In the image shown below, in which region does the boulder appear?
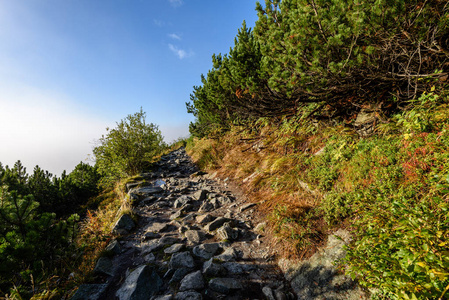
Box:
[208,278,243,294]
[93,257,113,276]
[192,243,220,260]
[70,284,107,300]
[169,251,196,269]
[112,214,135,235]
[179,271,205,291]
[202,258,227,277]
[115,265,162,300]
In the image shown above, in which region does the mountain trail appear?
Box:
[71,148,367,300]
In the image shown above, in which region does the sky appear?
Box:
[0,0,259,176]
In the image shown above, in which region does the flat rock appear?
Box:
[193,189,208,201]
[202,258,227,277]
[169,251,196,269]
[196,214,215,225]
[179,270,205,291]
[93,257,113,276]
[185,230,205,243]
[204,217,230,232]
[192,243,220,260]
[214,247,238,262]
[112,214,135,235]
[164,243,185,254]
[174,291,203,300]
[116,265,162,300]
[208,278,243,294]
[70,284,107,300]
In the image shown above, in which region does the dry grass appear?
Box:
[186,122,329,259]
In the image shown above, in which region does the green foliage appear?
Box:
[0,185,80,295]
[187,0,449,135]
[93,108,166,186]
[345,191,449,299]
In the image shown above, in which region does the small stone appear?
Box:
[208,278,243,294]
[144,253,156,263]
[174,291,202,300]
[170,210,183,220]
[262,286,276,300]
[164,243,185,254]
[145,222,168,233]
[93,257,113,276]
[105,240,121,255]
[115,265,162,300]
[202,259,227,277]
[214,247,238,262]
[193,189,208,201]
[216,222,238,241]
[179,271,205,291]
[239,203,256,212]
[70,284,107,300]
[112,214,135,235]
[204,217,230,232]
[198,201,215,213]
[185,230,205,244]
[193,243,220,260]
[169,251,196,269]
[143,231,161,240]
[196,214,215,225]
[169,268,191,285]
[174,195,192,208]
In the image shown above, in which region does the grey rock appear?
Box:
[170,210,183,220]
[130,186,163,200]
[145,222,168,233]
[239,203,256,212]
[202,259,227,277]
[105,240,121,255]
[174,195,192,208]
[198,201,215,213]
[193,189,208,201]
[152,295,173,300]
[112,214,135,235]
[143,231,161,240]
[196,214,215,225]
[164,243,185,254]
[169,268,191,285]
[185,230,205,244]
[144,253,156,263]
[204,217,230,232]
[116,265,162,300]
[262,286,276,300]
[70,284,107,300]
[192,243,220,260]
[208,278,243,294]
[169,251,196,269]
[93,257,113,276]
[274,290,288,300]
[141,239,163,254]
[216,222,238,241]
[174,291,203,300]
[214,247,238,262]
[222,262,255,275]
[179,271,205,291]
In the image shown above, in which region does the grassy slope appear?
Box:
[186,92,449,299]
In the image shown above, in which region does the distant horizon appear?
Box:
[0,0,258,176]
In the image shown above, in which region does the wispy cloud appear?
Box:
[168,0,183,8]
[168,44,193,59]
[153,19,165,27]
[168,33,181,40]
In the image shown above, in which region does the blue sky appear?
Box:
[0,0,259,175]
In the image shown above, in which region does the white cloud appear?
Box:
[168,0,183,8]
[0,84,112,175]
[153,19,165,27]
[168,44,193,59]
[168,33,181,40]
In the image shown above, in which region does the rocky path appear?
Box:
[71,148,367,300]
[71,148,294,300]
